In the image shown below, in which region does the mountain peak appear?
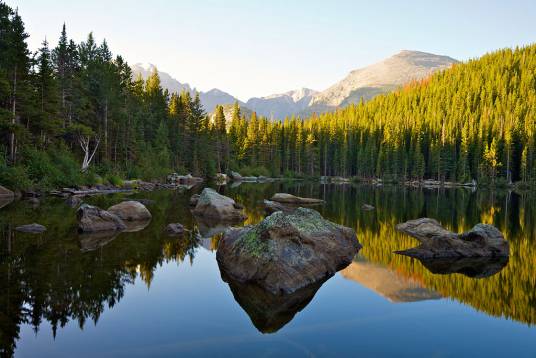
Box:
[310,50,458,109]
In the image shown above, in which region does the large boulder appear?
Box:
[395,218,509,259]
[217,208,361,294]
[77,204,126,233]
[108,201,152,221]
[191,188,246,222]
[270,193,324,205]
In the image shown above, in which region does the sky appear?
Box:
[9,0,536,101]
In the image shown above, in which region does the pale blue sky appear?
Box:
[10,0,536,101]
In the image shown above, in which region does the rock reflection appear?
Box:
[221,271,326,333]
[79,231,120,252]
[416,256,509,278]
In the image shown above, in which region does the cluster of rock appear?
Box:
[77,201,152,234]
[228,171,275,183]
[167,173,204,185]
[395,218,509,259]
[405,179,477,189]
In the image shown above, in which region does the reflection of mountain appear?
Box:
[221,272,325,333]
[341,258,441,303]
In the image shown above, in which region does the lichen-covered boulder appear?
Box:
[191,188,246,222]
[395,218,509,259]
[108,201,152,221]
[217,208,361,294]
[77,204,126,233]
[270,193,324,205]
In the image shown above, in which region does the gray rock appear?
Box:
[217,208,361,294]
[189,194,200,207]
[395,218,509,259]
[15,223,47,233]
[192,188,246,222]
[77,204,127,233]
[65,195,82,208]
[165,223,187,235]
[107,201,152,221]
[263,199,296,214]
[123,198,155,206]
[270,193,324,205]
[229,171,243,181]
[361,204,375,211]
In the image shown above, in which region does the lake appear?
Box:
[1,182,536,357]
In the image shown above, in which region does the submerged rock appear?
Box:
[77,204,126,233]
[217,208,361,294]
[270,193,324,205]
[395,218,509,259]
[15,223,47,233]
[191,188,246,222]
[108,201,152,221]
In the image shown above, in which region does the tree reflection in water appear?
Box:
[0,183,534,355]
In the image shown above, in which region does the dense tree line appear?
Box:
[1,1,535,190]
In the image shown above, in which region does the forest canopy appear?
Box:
[0,0,535,190]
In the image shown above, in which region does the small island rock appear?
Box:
[270,193,324,205]
[191,188,246,222]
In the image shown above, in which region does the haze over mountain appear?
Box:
[131,50,457,119]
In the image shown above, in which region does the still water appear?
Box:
[1,183,536,357]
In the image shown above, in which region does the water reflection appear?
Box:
[341,257,442,303]
[415,256,509,278]
[0,183,535,356]
[221,271,326,333]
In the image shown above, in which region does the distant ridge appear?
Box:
[131,50,457,119]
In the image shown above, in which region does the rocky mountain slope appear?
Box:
[246,88,318,119]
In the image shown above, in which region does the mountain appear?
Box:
[131,63,193,95]
[307,50,458,114]
[132,50,457,119]
[200,89,246,114]
[246,88,318,119]
[130,63,245,113]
